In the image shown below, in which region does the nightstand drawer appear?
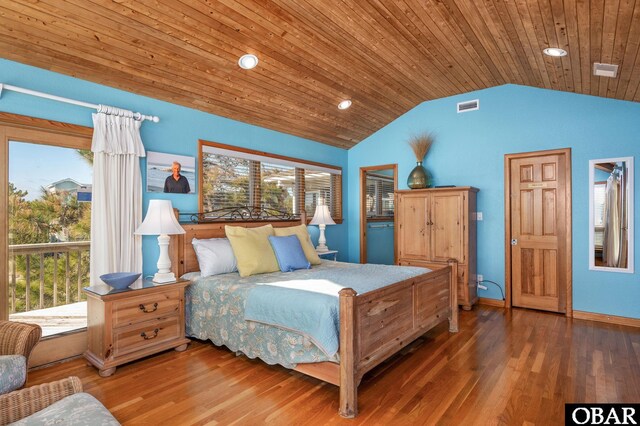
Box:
[113,316,181,357]
[112,290,181,328]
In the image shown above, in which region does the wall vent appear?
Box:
[457,99,479,113]
[593,63,619,78]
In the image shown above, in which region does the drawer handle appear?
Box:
[139,302,158,313]
[140,328,159,340]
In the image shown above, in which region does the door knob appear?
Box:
[511,238,518,246]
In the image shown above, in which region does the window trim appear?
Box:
[0,111,92,365]
[198,140,343,223]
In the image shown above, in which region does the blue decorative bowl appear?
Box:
[100,272,141,290]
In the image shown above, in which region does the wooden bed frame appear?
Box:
[170,215,458,418]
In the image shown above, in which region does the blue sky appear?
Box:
[9,141,92,200]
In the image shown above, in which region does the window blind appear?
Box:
[303,169,334,218]
[593,182,606,227]
[201,143,342,220]
[366,175,394,218]
[202,153,251,212]
[593,182,606,250]
[261,161,295,213]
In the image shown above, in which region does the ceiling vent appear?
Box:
[593,63,619,78]
[457,99,479,113]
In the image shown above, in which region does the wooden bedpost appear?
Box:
[300,210,306,225]
[339,288,357,418]
[448,260,459,333]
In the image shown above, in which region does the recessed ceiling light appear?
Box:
[238,54,258,70]
[543,48,567,57]
[338,100,352,110]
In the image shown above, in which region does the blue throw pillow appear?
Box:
[268,235,312,272]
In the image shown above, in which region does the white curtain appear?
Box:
[90,113,146,285]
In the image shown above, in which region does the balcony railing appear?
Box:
[8,241,90,314]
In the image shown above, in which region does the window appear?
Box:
[1,113,93,366]
[200,141,342,220]
[593,181,606,250]
[593,182,606,227]
[366,174,395,218]
[8,142,92,327]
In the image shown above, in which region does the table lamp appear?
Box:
[135,200,185,283]
[310,203,335,252]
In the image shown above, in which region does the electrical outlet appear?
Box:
[477,212,483,221]
[477,274,484,283]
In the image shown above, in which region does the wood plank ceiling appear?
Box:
[1,1,639,149]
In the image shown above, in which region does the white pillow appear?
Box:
[192,237,238,277]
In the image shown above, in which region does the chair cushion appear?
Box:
[0,355,26,394]
[9,392,120,425]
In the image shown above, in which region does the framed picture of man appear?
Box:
[146,151,196,194]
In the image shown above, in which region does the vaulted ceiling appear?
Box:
[1,1,639,149]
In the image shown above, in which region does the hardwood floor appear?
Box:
[27,306,640,425]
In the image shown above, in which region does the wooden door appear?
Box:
[397,194,428,260]
[507,150,571,313]
[430,192,464,262]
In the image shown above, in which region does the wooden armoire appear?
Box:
[396,187,479,310]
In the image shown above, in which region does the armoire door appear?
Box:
[397,194,428,259]
[507,149,571,314]
[430,193,464,262]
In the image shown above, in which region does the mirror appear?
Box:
[589,157,634,273]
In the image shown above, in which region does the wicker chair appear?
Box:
[0,321,41,394]
[0,376,82,424]
[0,376,120,424]
[0,320,41,360]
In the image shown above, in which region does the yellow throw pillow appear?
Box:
[225,225,279,277]
[274,224,322,265]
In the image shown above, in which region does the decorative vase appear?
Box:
[407,161,431,189]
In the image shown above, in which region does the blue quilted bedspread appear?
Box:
[185,260,430,367]
[244,262,430,357]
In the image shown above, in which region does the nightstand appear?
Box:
[317,250,338,261]
[83,278,190,377]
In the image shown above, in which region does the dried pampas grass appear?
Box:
[408,133,434,161]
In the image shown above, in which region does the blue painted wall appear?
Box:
[0,59,349,276]
[348,84,640,319]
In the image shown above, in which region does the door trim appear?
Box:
[359,164,398,264]
[1,112,92,365]
[504,148,572,316]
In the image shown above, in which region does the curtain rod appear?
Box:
[0,83,160,123]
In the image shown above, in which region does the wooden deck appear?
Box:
[26,306,640,425]
[10,302,86,337]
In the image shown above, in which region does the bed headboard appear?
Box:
[170,210,306,277]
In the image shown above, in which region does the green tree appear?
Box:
[76,149,94,166]
[202,154,251,211]
[262,181,293,213]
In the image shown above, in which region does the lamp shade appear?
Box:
[309,204,336,226]
[135,200,185,235]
